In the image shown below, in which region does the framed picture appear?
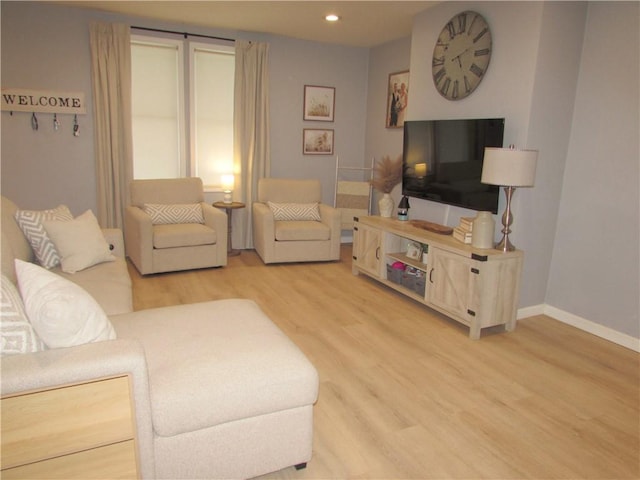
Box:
[303,129,334,155]
[303,85,335,122]
[386,70,409,128]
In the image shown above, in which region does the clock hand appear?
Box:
[451,47,471,68]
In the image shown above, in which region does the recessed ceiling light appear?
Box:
[325,14,340,22]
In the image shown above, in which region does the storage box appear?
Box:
[402,269,426,297]
[414,275,426,297]
[386,264,403,284]
[401,271,416,291]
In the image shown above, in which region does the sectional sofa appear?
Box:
[0,195,319,479]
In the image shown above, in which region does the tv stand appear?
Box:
[352,216,523,339]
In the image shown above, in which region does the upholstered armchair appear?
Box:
[253,178,341,264]
[125,178,227,274]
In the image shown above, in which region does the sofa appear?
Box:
[125,177,228,275]
[0,195,319,479]
[253,178,341,264]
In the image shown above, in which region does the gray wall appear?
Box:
[365,36,413,211]
[1,2,98,214]
[1,1,368,212]
[546,2,639,338]
[2,1,638,342]
[268,36,369,203]
[382,1,638,340]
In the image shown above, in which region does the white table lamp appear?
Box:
[221,174,235,204]
[481,146,538,251]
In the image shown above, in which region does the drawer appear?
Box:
[1,375,134,469]
[1,440,138,480]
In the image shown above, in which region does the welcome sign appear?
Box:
[1,88,86,114]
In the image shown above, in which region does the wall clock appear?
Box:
[432,11,492,100]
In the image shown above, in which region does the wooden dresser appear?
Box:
[1,374,139,479]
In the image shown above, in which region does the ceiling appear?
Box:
[55,1,439,47]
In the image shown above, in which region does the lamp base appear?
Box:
[495,235,516,252]
[497,186,517,252]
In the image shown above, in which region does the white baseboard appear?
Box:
[517,304,545,319]
[518,304,640,352]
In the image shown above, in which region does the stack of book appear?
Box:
[453,216,474,244]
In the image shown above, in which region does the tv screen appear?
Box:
[402,118,505,213]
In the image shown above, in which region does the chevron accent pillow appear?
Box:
[1,274,46,356]
[15,205,73,269]
[143,203,204,225]
[267,202,321,221]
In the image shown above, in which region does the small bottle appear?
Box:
[397,196,410,221]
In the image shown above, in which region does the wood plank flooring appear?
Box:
[128,245,640,479]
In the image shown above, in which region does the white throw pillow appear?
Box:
[14,260,116,349]
[14,205,73,269]
[1,274,46,356]
[143,203,204,225]
[43,210,115,274]
[267,202,321,221]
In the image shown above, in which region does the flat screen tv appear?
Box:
[402,118,505,213]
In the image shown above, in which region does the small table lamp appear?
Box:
[481,146,538,252]
[221,174,235,204]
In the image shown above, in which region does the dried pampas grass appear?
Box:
[371,155,402,194]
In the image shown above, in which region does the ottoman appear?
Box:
[111,298,319,479]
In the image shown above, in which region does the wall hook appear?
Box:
[53,113,60,131]
[73,114,79,137]
[31,112,38,131]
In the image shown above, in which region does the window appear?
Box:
[131,36,234,188]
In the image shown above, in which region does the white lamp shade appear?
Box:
[481,147,538,187]
[221,174,235,191]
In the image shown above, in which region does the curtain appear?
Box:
[89,22,133,229]
[233,40,270,249]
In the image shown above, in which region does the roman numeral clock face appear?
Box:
[432,11,492,100]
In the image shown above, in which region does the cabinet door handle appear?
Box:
[375,246,380,259]
[429,267,434,283]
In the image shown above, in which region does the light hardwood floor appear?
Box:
[128,246,640,479]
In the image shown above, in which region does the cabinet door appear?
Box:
[353,222,382,278]
[426,247,474,322]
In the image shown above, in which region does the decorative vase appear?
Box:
[472,211,495,249]
[379,193,394,218]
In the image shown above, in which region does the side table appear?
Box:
[212,201,246,257]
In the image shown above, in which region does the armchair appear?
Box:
[253,178,341,264]
[125,178,227,274]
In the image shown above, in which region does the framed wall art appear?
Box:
[386,70,409,128]
[303,85,335,122]
[303,129,334,155]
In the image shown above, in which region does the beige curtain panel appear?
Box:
[89,22,133,229]
[234,40,270,249]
